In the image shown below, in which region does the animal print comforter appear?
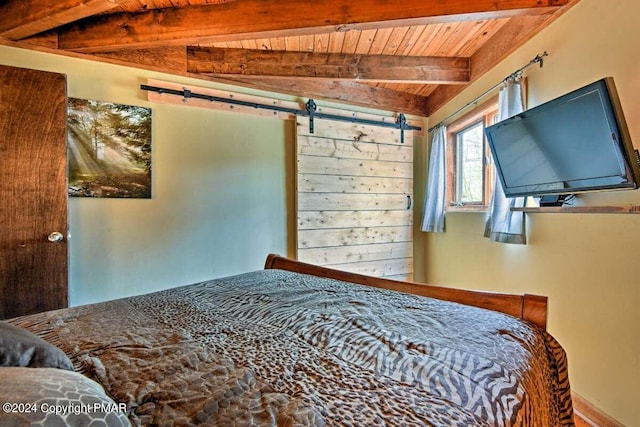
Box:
[10,269,573,426]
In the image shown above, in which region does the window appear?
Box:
[455,121,485,204]
[446,97,498,210]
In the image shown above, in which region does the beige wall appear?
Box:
[0,45,294,305]
[425,1,640,424]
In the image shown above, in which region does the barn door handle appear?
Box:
[47,232,64,243]
[406,195,412,210]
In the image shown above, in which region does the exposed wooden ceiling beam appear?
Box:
[223,77,431,116]
[56,0,569,52]
[93,46,189,77]
[0,0,127,41]
[186,47,470,84]
[92,47,430,115]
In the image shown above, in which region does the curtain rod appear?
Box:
[427,51,548,133]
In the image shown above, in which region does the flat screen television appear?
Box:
[485,77,640,198]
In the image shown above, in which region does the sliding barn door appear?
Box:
[296,116,413,280]
[0,65,68,319]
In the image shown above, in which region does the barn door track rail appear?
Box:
[140,84,421,143]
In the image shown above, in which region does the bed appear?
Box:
[0,254,573,426]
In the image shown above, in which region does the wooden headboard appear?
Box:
[265,254,548,330]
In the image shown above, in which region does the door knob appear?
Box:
[47,232,64,243]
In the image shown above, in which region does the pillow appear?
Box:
[0,321,73,370]
[0,367,131,427]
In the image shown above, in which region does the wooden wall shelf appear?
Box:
[512,206,640,214]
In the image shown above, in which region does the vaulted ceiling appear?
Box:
[0,0,580,116]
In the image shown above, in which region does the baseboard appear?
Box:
[573,392,625,427]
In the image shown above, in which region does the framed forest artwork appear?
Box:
[67,98,152,198]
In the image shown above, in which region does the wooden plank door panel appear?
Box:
[298,155,413,178]
[298,226,413,248]
[298,242,414,266]
[298,174,413,194]
[297,135,413,162]
[296,116,413,280]
[298,193,412,211]
[0,64,68,319]
[296,118,409,145]
[298,210,413,229]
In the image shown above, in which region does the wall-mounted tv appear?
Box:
[485,77,640,198]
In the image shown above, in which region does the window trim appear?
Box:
[445,95,499,212]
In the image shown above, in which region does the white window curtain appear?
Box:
[483,79,527,244]
[421,125,447,232]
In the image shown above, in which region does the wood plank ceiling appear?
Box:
[0,0,580,117]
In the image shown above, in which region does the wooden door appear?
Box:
[296,116,413,280]
[0,65,68,319]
